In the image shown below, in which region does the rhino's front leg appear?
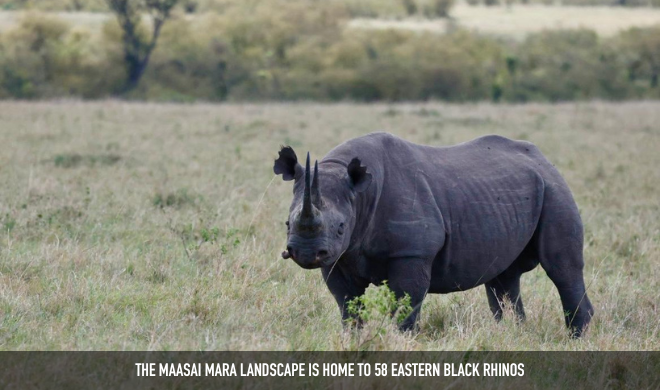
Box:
[322,264,368,327]
[388,258,432,332]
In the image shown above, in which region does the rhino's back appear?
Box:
[325,132,552,177]
[341,133,560,292]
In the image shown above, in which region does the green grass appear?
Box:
[0,100,658,350]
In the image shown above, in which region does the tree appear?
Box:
[105,0,179,93]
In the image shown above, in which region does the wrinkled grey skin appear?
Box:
[274,132,594,337]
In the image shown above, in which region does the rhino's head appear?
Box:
[273,146,372,269]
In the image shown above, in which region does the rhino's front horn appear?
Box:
[298,152,322,231]
[300,152,321,222]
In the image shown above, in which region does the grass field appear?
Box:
[0,100,658,351]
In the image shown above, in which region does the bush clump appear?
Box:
[0,13,123,98]
[0,4,659,102]
[347,282,413,326]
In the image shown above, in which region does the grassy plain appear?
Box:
[0,100,658,351]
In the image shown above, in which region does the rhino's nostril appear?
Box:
[317,250,329,259]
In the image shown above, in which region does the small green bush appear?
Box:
[53,153,121,168]
[153,188,199,209]
[347,282,413,326]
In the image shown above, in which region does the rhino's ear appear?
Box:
[274,146,303,181]
[347,157,372,193]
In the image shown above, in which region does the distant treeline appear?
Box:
[0,6,659,102]
[2,0,660,13]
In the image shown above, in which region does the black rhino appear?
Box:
[274,132,594,337]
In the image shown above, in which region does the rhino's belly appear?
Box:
[428,243,527,294]
[428,206,539,293]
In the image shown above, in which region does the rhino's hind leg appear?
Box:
[535,190,595,338]
[553,283,594,338]
[539,240,594,338]
[485,272,525,322]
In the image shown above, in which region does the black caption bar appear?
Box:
[0,352,658,389]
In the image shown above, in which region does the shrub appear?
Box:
[0,12,123,98]
[508,29,631,101]
[142,15,231,100]
[401,0,418,15]
[347,282,413,326]
[0,13,69,98]
[615,26,660,96]
[153,188,200,209]
[340,0,407,18]
[181,0,197,12]
[420,0,456,17]
[52,153,121,168]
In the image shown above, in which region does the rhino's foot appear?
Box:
[564,293,595,339]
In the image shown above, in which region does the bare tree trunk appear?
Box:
[106,0,178,94]
[123,18,165,92]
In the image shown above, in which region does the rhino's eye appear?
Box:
[338,222,344,235]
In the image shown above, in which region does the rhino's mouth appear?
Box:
[281,249,337,269]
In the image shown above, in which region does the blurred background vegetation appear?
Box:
[0,0,659,101]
